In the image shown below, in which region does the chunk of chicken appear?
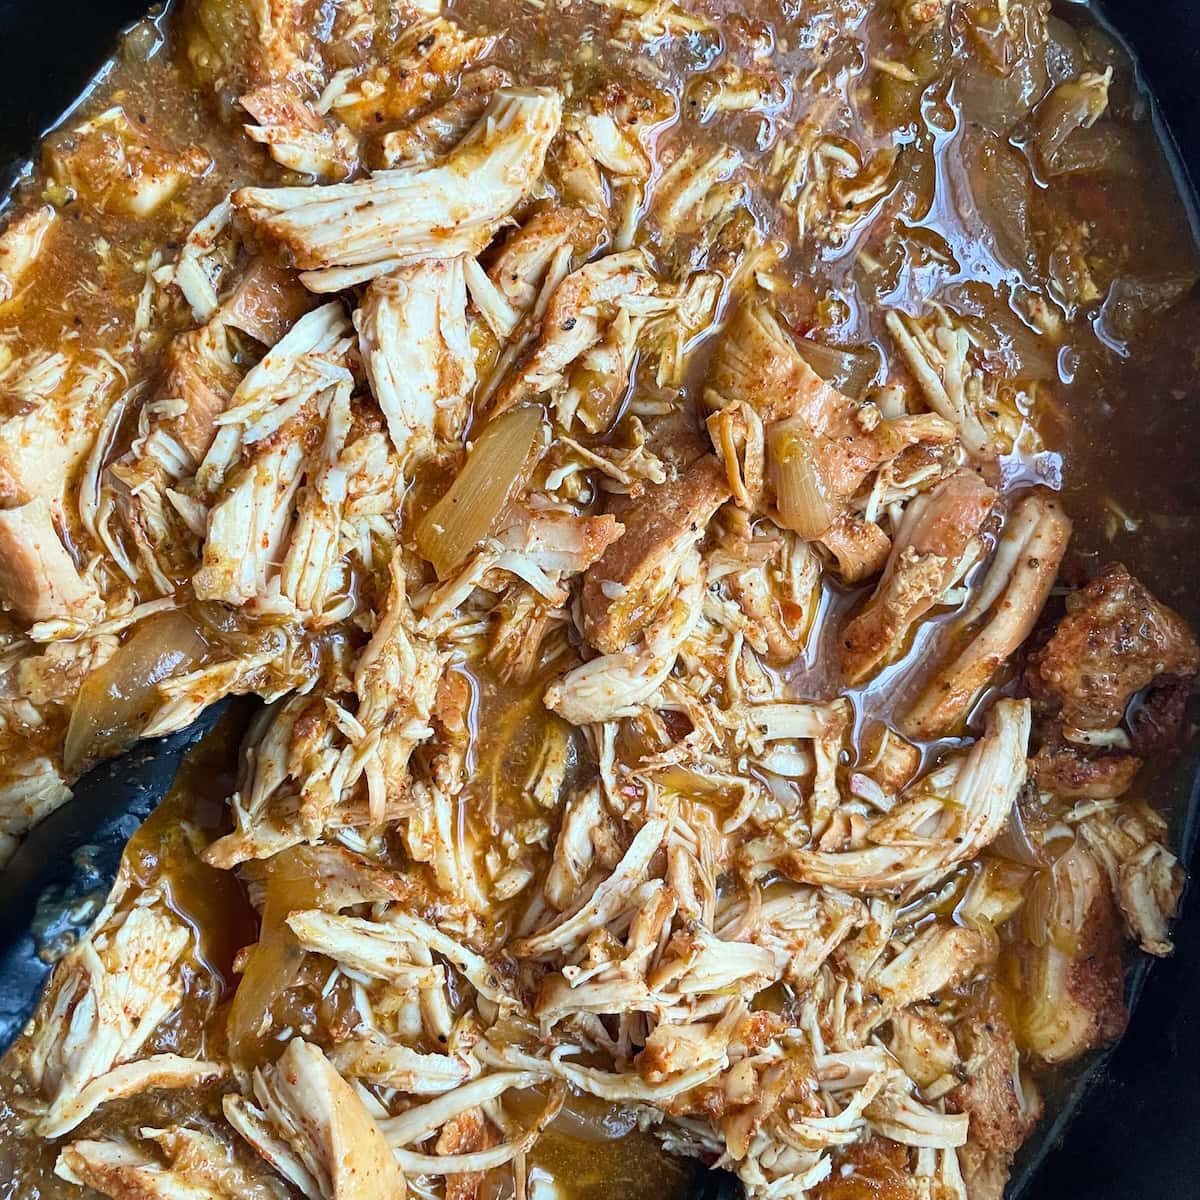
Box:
[0,205,56,303]
[706,300,829,423]
[650,143,743,250]
[569,75,673,182]
[21,902,221,1137]
[546,131,609,219]
[155,324,244,467]
[427,507,624,620]
[352,560,445,816]
[1078,805,1184,956]
[711,302,958,471]
[193,304,354,606]
[840,470,995,683]
[241,82,358,180]
[196,437,307,606]
[287,909,448,988]
[708,300,957,556]
[857,923,985,1039]
[212,550,442,853]
[685,62,786,122]
[154,259,312,464]
[56,1126,287,1200]
[329,1034,471,1095]
[543,783,606,909]
[220,257,314,343]
[379,67,512,168]
[224,1038,407,1200]
[330,16,497,134]
[485,206,604,316]
[0,497,100,624]
[714,512,820,665]
[434,1109,495,1200]
[1020,841,1126,1063]
[819,513,893,584]
[885,308,1012,461]
[275,387,354,620]
[0,757,72,863]
[0,355,122,506]
[1029,737,1143,801]
[234,87,563,291]
[1028,563,1200,731]
[356,258,476,465]
[948,994,1042,1200]
[904,492,1071,738]
[512,816,669,958]
[581,454,730,654]
[887,1009,959,1090]
[489,248,656,415]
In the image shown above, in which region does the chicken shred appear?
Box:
[234,87,562,291]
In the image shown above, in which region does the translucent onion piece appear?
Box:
[767,416,836,539]
[992,803,1043,868]
[507,1085,640,1143]
[1046,125,1138,178]
[1044,16,1086,86]
[956,53,1047,135]
[794,335,881,400]
[63,610,206,774]
[227,848,326,1062]
[1095,274,1196,356]
[970,133,1034,270]
[417,404,547,578]
[1034,73,1110,174]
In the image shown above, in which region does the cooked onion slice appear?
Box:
[767,416,836,539]
[63,610,206,774]
[793,335,880,400]
[416,404,547,578]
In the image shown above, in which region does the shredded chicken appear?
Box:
[581,454,730,654]
[225,1039,407,1200]
[0,205,56,302]
[18,898,221,1138]
[840,470,995,683]
[547,547,706,723]
[242,82,358,180]
[1019,841,1127,1063]
[752,698,1031,893]
[57,1126,288,1200]
[0,497,101,623]
[356,258,476,464]
[0,5,1193,1200]
[949,993,1043,1200]
[234,87,562,290]
[0,353,122,506]
[1078,804,1184,956]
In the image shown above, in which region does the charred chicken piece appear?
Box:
[1029,563,1199,733]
